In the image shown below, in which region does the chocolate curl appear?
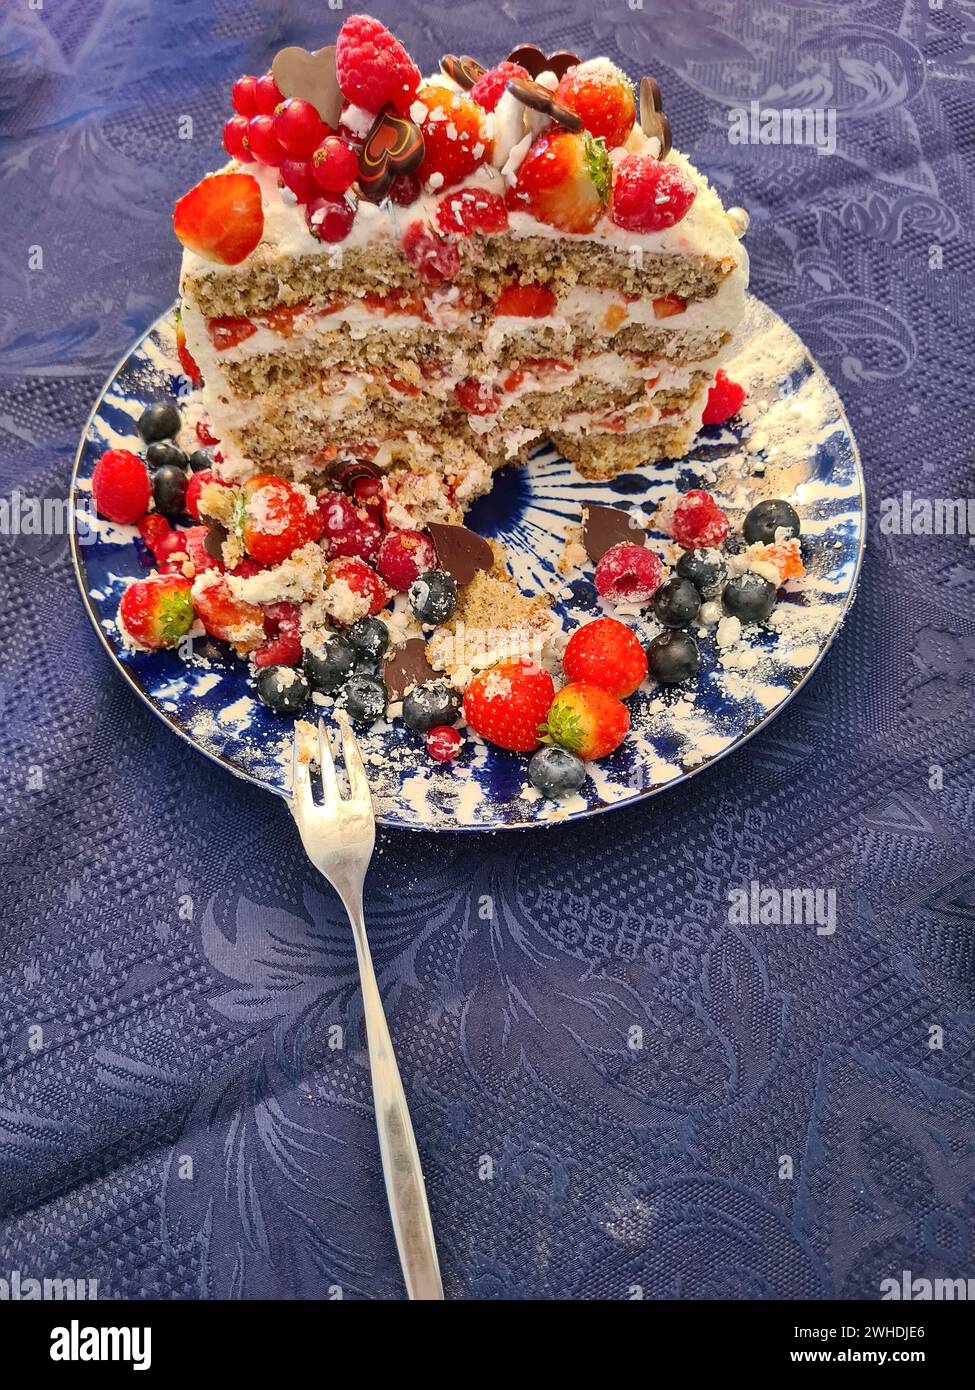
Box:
[328,458,382,492]
[439,54,486,90]
[505,76,583,133]
[639,76,672,158]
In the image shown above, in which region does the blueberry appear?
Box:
[676,547,727,599]
[743,498,800,545]
[652,577,701,628]
[256,664,310,714]
[342,673,387,725]
[188,449,213,472]
[402,680,460,734]
[137,401,181,444]
[722,573,777,623]
[152,463,189,517]
[647,630,700,684]
[409,570,457,625]
[146,441,189,470]
[529,746,587,798]
[303,635,354,693]
[347,616,389,666]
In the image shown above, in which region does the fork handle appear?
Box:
[341,886,444,1301]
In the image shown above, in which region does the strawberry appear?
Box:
[454,378,500,415]
[238,475,324,566]
[119,575,194,650]
[175,311,201,387]
[325,556,390,616]
[750,538,805,584]
[556,63,635,149]
[652,294,687,319]
[507,129,611,234]
[173,172,264,266]
[207,316,257,351]
[494,283,557,318]
[562,617,648,699]
[701,369,746,426]
[192,575,265,649]
[542,682,630,761]
[435,188,508,236]
[463,659,555,753]
[415,85,490,191]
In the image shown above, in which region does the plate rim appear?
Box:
[69,299,867,834]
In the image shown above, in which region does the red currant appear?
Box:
[352,475,384,508]
[426,726,462,762]
[306,193,357,243]
[279,157,317,202]
[273,98,327,156]
[246,114,286,166]
[253,72,283,115]
[389,174,422,206]
[232,75,260,118]
[311,137,359,194]
[223,115,254,162]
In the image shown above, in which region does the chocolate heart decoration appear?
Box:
[505,77,583,132]
[358,104,425,203]
[581,505,647,563]
[383,639,441,703]
[272,45,343,127]
[427,523,494,586]
[506,45,580,80]
[639,76,672,158]
[439,54,486,90]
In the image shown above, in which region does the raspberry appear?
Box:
[593,543,663,605]
[349,513,383,563]
[455,378,499,415]
[376,529,437,591]
[279,157,317,202]
[426,726,463,761]
[311,137,359,193]
[245,114,286,166]
[611,156,697,232]
[435,189,508,237]
[402,220,460,282]
[273,98,327,156]
[223,115,253,163]
[92,449,151,524]
[253,73,282,116]
[254,601,303,668]
[415,86,489,191]
[231,75,260,118]
[319,492,359,550]
[670,490,730,550]
[325,556,390,616]
[701,369,747,426]
[335,15,421,115]
[306,193,357,243]
[469,62,530,113]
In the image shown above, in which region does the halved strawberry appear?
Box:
[435,188,509,237]
[506,129,611,234]
[192,576,264,648]
[239,475,325,566]
[206,316,257,351]
[175,311,201,387]
[173,172,264,266]
[325,556,390,616]
[556,63,635,149]
[119,575,194,650]
[415,86,490,191]
[494,283,557,318]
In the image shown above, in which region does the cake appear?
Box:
[175,18,749,527]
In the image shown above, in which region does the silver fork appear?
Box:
[290,714,444,1301]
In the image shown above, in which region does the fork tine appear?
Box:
[290,730,313,808]
[317,717,340,806]
[336,711,372,806]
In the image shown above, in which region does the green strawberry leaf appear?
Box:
[584,133,612,205]
[541,701,587,755]
[156,588,195,643]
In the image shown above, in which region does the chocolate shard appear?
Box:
[440,54,485,90]
[505,77,582,132]
[272,45,343,127]
[582,504,647,563]
[639,77,672,158]
[427,523,494,586]
[358,104,425,203]
[505,44,580,80]
[383,638,440,702]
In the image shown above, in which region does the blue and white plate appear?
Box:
[70,296,864,832]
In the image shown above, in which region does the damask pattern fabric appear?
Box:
[0,0,973,1300]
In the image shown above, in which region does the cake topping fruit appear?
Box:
[358,107,425,201]
[376,529,437,591]
[245,114,287,166]
[145,441,187,471]
[562,616,648,698]
[593,542,663,605]
[347,616,389,667]
[402,680,461,734]
[555,63,636,149]
[383,638,439,702]
[528,746,587,798]
[279,156,318,202]
[504,78,583,133]
[232,75,260,118]
[152,463,189,519]
[254,603,303,669]
[435,189,509,237]
[271,45,344,127]
[582,503,647,562]
[238,475,324,566]
[414,85,490,190]
[542,682,630,761]
[137,401,181,444]
[312,136,360,193]
[427,523,494,585]
[426,725,463,762]
[401,221,461,282]
[185,469,227,522]
[254,73,284,115]
[507,129,611,234]
[669,490,730,550]
[273,97,328,155]
[119,575,194,650]
[409,570,458,625]
[676,547,727,598]
[647,629,700,684]
[173,172,264,266]
[652,576,701,628]
[463,659,555,753]
[223,115,253,163]
[325,556,390,616]
[92,449,151,525]
[192,577,264,648]
[306,191,357,242]
[610,156,696,232]
[468,61,530,112]
[342,672,387,724]
[743,498,801,545]
[722,573,777,624]
[702,369,747,426]
[303,634,355,692]
[335,15,421,116]
[256,664,310,714]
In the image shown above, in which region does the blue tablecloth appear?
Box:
[1,0,973,1301]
